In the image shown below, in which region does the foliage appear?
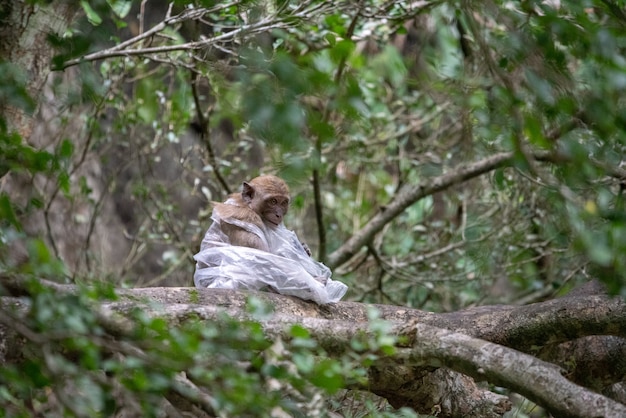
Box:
[18,2,626,309]
[48,0,625,305]
[0,283,411,417]
[2,0,626,415]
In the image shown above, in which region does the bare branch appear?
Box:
[190,71,230,193]
[60,2,323,69]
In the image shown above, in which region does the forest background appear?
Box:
[2,0,626,417]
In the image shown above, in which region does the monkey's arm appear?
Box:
[220,223,270,253]
[211,200,271,252]
[299,241,312,256]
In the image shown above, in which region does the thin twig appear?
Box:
[61,2,309,69]
[190,71,230,194]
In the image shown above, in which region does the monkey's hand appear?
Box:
[300,241,312,256]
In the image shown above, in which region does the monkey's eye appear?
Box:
[270,198,278,205]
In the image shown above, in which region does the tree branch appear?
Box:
[60,2,328,69]
[326,152,516,268]
[77,291,626,417]
[190,71,230,193]
[325,148,626,269]
[3,281,626,416]
[390,323,626,418]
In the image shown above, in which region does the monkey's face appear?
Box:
[261,196,289,227]
[242,176,291,228]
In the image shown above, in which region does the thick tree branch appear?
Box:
[3,281,626,416]
[391,323,626,418]
[0,1,79,138]
[74,293,626,417]
[4,279,626,349]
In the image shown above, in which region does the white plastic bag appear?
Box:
[194,209,348,304]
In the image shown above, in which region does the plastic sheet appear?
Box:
[194,207,348,304]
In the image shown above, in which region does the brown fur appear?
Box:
[213,175,290,251]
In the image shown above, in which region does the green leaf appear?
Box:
[310,359,344,393]
[81,0,103,25]
[329,40,355,64]
[135,79,159,123]
[58,139,74,159]
[107,0,132,18]
[493,168,507,190]
[289,324,311,339]
[23,360,51,388]
[0,194,21,229]
[524,114,550,148]
[324,32,337,46]
[58,171,70,194]
[293,352,314,373]
[324,13,348,36]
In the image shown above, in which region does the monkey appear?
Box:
[194,175,345,300]
[210,175,292,253]
[196,174,326,289]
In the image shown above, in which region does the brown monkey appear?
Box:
[195,175,335,295]
[211,175,291,252]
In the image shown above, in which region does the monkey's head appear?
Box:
[242,175,290,228]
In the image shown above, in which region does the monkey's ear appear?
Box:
[242,181,255,203]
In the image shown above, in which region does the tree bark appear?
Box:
[0,0,79,137]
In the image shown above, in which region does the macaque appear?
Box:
[212,175,293,253]
[195,175,343,301]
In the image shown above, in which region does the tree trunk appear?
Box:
[0,1,130,276]
[0,0,79,137]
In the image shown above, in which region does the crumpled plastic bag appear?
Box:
[193,209,348,305]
